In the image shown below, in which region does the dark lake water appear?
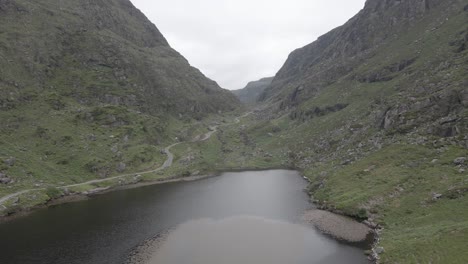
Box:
[0,170,368,264]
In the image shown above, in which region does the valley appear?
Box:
[0,0,467,263]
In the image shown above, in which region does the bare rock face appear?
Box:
[261,0,449,105]
[259,0,466,141]
[365,0,433,15]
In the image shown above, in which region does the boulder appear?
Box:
[375,247,385,254]
[454,157,467,165]
[363,220,378,229]
[0,173,11,184]
[110,145,119,153]
[116,162,126,172]
[4,157,16,166]
[432,193,443,200]
[0,176,11,184]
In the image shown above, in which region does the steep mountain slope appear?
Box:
[255,0,468,174]
[232,77,273,104]
[0,0,239,208]
[261,0,467,114]
[0,0,238,115]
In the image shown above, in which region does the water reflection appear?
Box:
[148,216,366,264]
[0,170,368,264]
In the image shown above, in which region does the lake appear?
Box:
[0,170,368,264]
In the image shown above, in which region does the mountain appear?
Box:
[256,0,468,178]
[231,77,273,104]
[0,0,239,116]
[261,0,467,111]
[0,0,239,202]
[260,0,467,138]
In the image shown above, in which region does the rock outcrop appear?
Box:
[259,0,467,138]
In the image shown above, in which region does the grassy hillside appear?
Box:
[0,0,239,213]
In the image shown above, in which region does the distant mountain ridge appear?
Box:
[232,77,273,104]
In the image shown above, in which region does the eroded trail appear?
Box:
[0,113,250,206]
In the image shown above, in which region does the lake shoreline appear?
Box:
[0,173,219,223]
[0,169,377,262]
[0,167,296,222]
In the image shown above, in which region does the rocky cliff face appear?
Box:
[0,0,239,116]
[232,77,273,104]
[260,0,467,139]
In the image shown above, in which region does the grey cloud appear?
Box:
[131,0,366,90]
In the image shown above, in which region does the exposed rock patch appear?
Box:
[0,173,11,184]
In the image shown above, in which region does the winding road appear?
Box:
[0,113,251,206]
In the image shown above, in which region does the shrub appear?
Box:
[45,187,62,199]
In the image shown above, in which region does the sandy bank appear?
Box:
[302,209,372,243]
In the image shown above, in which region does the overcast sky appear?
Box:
[130,0,366,90]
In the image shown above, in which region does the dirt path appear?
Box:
[0,113,250,205]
